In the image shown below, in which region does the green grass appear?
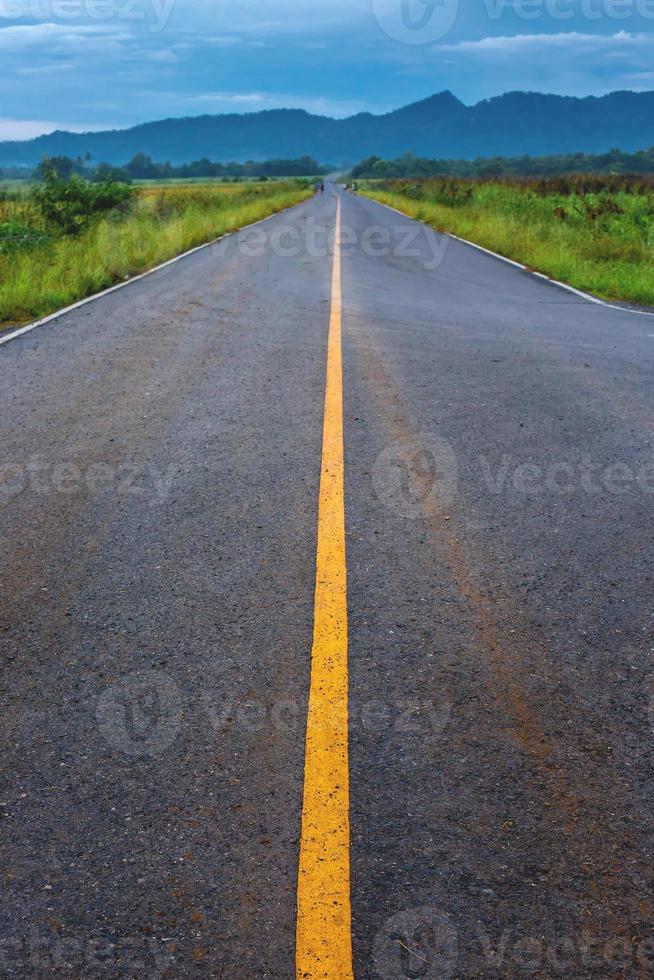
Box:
[0,180,31,199]
[134,176,320,186]
[0,180,311,329]
[361,178,654,307]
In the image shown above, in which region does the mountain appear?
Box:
[2,90,654,167]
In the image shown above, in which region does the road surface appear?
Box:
[1,184,653,978]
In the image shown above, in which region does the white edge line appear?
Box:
[366,195,654,319]
[0,201,303,349]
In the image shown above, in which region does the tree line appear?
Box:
[350,148,654,180]
[2,154,329,183]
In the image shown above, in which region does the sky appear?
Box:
[2,0,654,139]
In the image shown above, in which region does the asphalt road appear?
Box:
[1,183,653,978]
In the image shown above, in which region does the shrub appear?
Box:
[31,166,133,235]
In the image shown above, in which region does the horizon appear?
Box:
[3,1,654,140]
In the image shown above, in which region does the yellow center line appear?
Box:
[296,196,353,979]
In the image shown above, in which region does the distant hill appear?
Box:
[2,90,654,167]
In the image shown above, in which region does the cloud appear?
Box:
[172,0,369,36]
[193,92,266,105]
[139,47,177,62]
[0,117,117,139]
[0,21,126,48]
[182,91,366,117]
[199,34,242,45]
[436,29,652,52]
[16,61,76,74]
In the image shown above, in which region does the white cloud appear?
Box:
[0,21,128,50]
[182,91,365,117]
[173,0,369,35]
[193,92,266,105]
[16,61,75,73]
[0,117,116,139]
[139,47,177,62]
[436,29,652,53]
[200,34,242,45]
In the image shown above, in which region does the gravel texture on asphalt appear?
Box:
[1,185,653,978]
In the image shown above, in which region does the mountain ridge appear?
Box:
[2,89,653,166]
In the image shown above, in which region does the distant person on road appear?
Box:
[320,182,325,193]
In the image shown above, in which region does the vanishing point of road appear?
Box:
[1,184,653,978]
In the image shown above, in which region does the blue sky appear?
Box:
[2,0,654,138]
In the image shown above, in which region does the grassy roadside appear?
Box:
[361,178,654,307]
[0,181,312,330]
